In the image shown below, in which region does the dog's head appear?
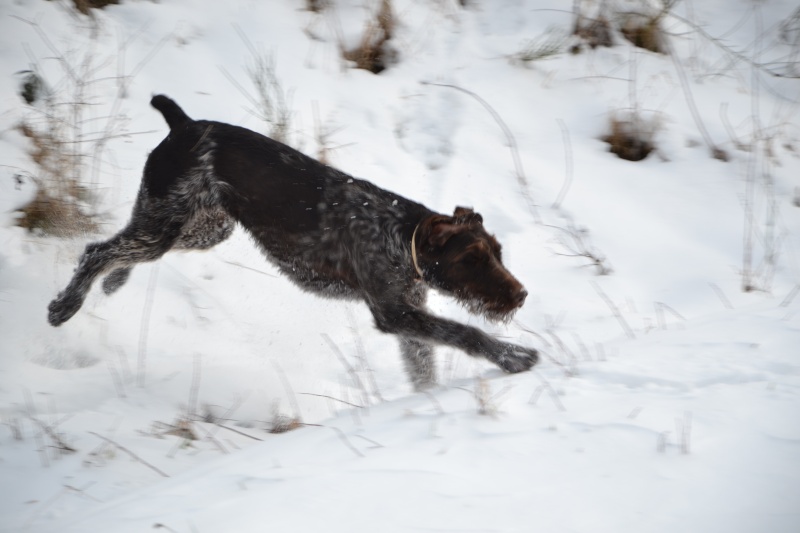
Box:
[414,207,527,321]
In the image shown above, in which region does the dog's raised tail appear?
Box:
[151,94,192,130]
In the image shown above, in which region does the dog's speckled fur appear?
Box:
[48,95,537,389]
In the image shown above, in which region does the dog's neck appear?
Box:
[411,223,424,280]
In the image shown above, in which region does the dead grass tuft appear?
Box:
[16,188,97,237]
[573,15,613,50]
[16,123,97,237]
[514,28,567,64]
[617,0,676,54]
[305,0,329,13]
[72,0,119,16]
[342,0,396,74]
[619,12,665,54]
[602,112,656,162]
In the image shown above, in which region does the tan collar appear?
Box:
[411,223,424,279]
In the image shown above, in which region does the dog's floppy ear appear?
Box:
[419,215,462,248]
[453,206,483,226]
[419,209,485,248]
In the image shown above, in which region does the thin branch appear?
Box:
[591,281,635,339]
[88,431,169,478]
[321,333,369,404]
[667,11,800,80]
[664,36,727,161]
[780,284,799,307]
[421,81,541,224]
[187,354,202,418]
[421,390,445,415]
[298,392,363,409]
[528,374,566,412]
[137,263,159,387]
[192,423,229,454]
[708,282,734,309]
[27,415,77,454]
[216,424,264,441]
[327,425,364,458]
[552,118,573,209]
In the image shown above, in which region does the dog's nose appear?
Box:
[515,289,528,307]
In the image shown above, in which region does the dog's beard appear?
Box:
[457,294,519,324]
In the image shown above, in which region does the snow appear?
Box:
[1,0,799,531]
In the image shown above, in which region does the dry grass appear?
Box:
[572,0,675,54]
[342,0,396,74]
[617,0,676,54]
[72,0,119,16]
[305,0,329,13]
[514,28,567,64]
[247,53,293,143]
[573,14,613,50]
[16,123,97,237]
[619,12,665,54]
[602,112,656,162]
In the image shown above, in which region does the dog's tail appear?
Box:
[151,94,192,130]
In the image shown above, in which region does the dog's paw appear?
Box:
[495,344,538,374]
[47,293,82,327]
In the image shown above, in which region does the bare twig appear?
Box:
[546,223,611,275]
[708,282,734,309]
[421,81,541,224]
[24,390,49,467]
[88,431,169,478]
[780,284,800,307]
[421,390,445,415]
[676,411,692,455]
[192,423,229,454]
[528,373,566,411]
[668,11,800,80]
[221,259,278,278]
[546,328,579,373]
[552,118,573,209]
[654,302,686,330]
[137,263,159,387]
[271,361,302,421]
[353,434,384,448]
[106,360,126,399]
[327,425,364,458]
[347,308,384,402]
[321,333,370,406]
[298,392,363,409]
[27,415,77,454]
[591,281,635,339]
[664,33,728,161]
[216,424,264,441]
[187,354,202,418]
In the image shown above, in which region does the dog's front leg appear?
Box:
[370,302,538,375]
[398,336,436,390]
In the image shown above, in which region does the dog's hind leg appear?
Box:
[100,207,234,297]
[102,267,132,295]
[48,200,188,326]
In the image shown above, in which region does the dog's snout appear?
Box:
[515,288,528,307]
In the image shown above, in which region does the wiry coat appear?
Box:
[49,95,538,389]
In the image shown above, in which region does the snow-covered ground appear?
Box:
[1,0,799,531]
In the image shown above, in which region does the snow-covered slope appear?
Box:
[0,1,798,531]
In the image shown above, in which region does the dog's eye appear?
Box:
[461,253,486,266]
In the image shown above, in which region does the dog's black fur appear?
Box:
[48,95,538,389]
